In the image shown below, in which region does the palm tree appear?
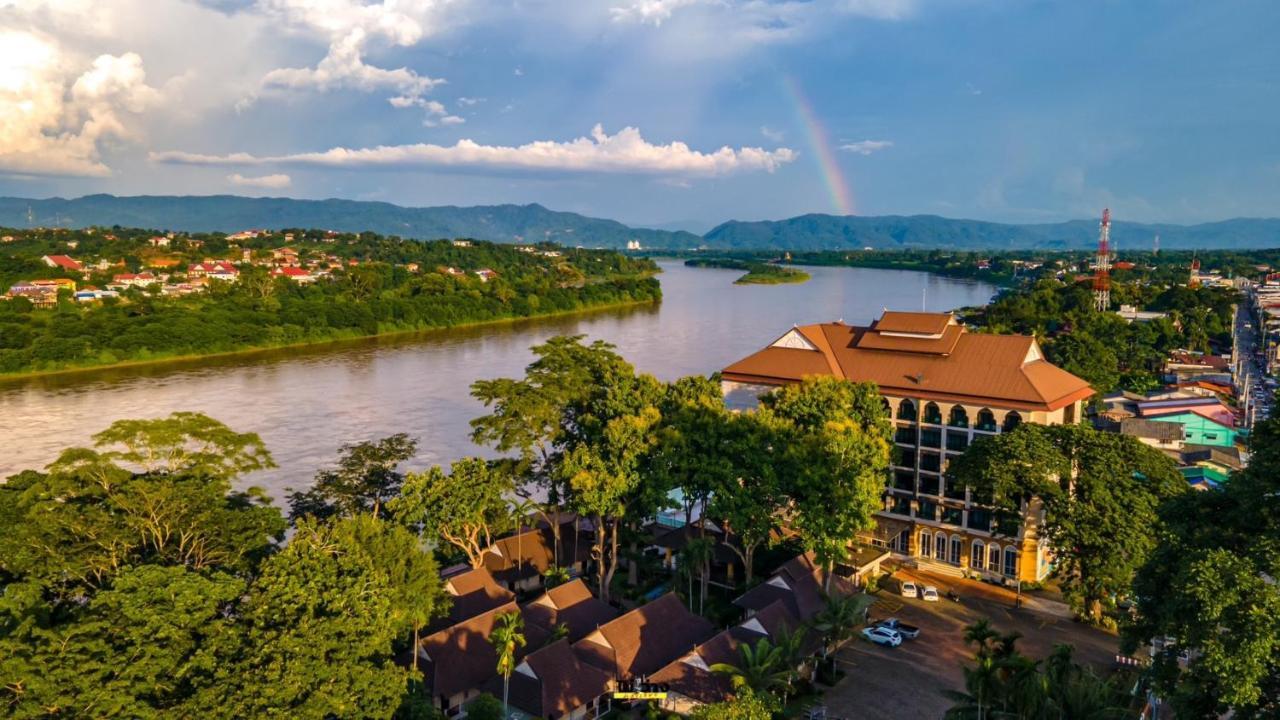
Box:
[710,637,794,698]
[812,594,873,671]
[489,611,526,720]
[542,565,571,588]
[962,618,1000,659]
[770,624,810,697]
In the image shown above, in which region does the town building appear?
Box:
[188,261,240,281]
[41,254,82,272]
[720,311,1095,583]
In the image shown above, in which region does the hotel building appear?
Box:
[721,311,1094,583]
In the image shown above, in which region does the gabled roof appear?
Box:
[648,601,808,704]
[734,552,855,623]
[574,593,716,681]
[722,312,1094,411]
[420,602,547,700]
[43,255,82,271]
[496,640,614,719]
[522,579,619,642]
[483,527,557,586]
[429,567,515,633]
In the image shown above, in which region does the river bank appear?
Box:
[0,295,661,383]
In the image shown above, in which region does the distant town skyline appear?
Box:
[2,0,1278,229]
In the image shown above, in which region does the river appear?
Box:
[0,261,996,497]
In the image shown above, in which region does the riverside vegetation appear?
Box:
[0,226,660,375]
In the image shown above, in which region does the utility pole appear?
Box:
[1092,208,1111,312]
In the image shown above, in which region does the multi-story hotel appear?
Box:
[721,310,1094,583]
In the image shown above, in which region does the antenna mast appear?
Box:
[1092,208,1111,311]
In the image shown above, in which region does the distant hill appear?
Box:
[0,195,702,250]
[703,214,1280,250]
[2,195,1278,250]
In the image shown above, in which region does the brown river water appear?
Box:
[0,261,996,498]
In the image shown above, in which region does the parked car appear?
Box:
[875,618,921,639]
[900,581,918,598]
[862,627,903,647]
[922,585,940,602]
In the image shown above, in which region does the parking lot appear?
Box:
[820,569,1120,719]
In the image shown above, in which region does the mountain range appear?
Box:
[2,194,1278,251]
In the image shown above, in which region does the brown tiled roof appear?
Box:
[649,601,809,704]
[874,311,954,335]
[420,602,547,700]
[429,568,515,633]
[522,579,619,642]
[574,593,716,681]
[495,640,614,719]
[722,312,1094,411]
[483,528,557,585]
[734,552,855,623]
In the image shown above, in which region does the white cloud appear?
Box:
[0,28,160,177]
[457,96,483,106]
[760,126,785,142]
[252,0,454,105]
[610,0,700,26]
[227,172,292,189]
[513,67,524,76]
[840,139,893,155]
[152,124,796,176]
[424,114,465,127]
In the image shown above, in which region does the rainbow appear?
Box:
[782,75,856,216]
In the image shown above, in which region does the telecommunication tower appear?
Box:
[1092,208,1112,311]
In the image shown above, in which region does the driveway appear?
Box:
[818,569,1119,719]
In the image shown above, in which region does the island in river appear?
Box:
[0,226,659,377]
[683,257,810,285]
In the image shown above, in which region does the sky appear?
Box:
[1,0,1278,231]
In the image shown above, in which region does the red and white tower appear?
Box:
[1092,208,1111,311]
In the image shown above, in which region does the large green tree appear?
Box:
[949,424,1186,622]
[1127,410,1280,718]
[393,457,517,568]
[288,433,418,521]
[761,376,893,589]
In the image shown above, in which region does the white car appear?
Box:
[922,585,940,602]
[862,626,903,647]
[900,581,918,598]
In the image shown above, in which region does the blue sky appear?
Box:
[1,0,1277,230]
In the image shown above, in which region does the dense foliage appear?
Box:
[0,413,448,718]
[0,227,659,375]
[944,620,1131,719]
[1126,393,1280,718]
[948,424,1187,623]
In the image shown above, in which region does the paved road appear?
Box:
[1236,292,1273,426]
[819,571,1119,720]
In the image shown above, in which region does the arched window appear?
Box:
[897,399,917,421]
[1003,546,1018,577]
[971,540,985,569]
[949,535,962,565]
[976,408,997,432]
[881,397,892,415]
[988,543,1001,572]
[948,405,969,428]
[934,531,947,561]
[919,530,932,558]
[923,402,943,425]
[1002,411,1023,433]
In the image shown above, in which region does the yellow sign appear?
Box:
[613,692,668,700]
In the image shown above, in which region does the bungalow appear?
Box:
[1146,412,1237,448]
[189,261,240,281]
[480,524,588,593]
[430,567,515,633]
[41,254,82,272]
[574,593,717,684]
[474,268,499,282]
[489,640,614,720]
[148,236,170,247]
[451,240,472,248]
[74,287,119,302]
[442,266,466,277]
[270,267,315,283]
[521,579,618,642]
[227,229,266,241]
[147,257,182,269]
[418,601,547,713]
[111,272,158,288]
[734,553,859,624]
[652,601,811,714]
